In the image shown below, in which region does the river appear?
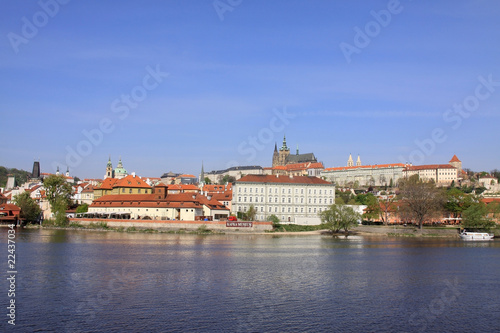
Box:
[1,228,499,332]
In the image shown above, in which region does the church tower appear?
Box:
[278,135,290,166]
[200,161,205,185]
[105,156,114,179]
[347,154,354,167]
[272,143,279,167]
[356,155,361,166]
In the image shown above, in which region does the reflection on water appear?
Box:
[1,228,499,332]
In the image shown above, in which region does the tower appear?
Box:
[272,143,279,167]
[66,166,70,177]
[31,160,40,179]
[356,155,361,166]
[449,155,462,173]
[200,161,205,185]
[278,135,290,166]
[105,156,114,179]
[347,154,354,167]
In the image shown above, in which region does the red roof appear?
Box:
[113,175,152,189]
[90,192,228,210]
[237,174,332,185]
[96,178,119,190]
[449,155,461,163]
[167,184,199,191]
[324,163,405,172]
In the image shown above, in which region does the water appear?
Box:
[1,228,500,332]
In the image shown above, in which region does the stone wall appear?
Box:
[69,218,273,232]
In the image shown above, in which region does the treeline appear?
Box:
[0,166,32,188]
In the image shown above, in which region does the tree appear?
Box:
[444,188,474,220]
[320,204,361,233]
[268,214,280,228]
[358,193,380,222]
[203,177,211,184]
[220,175,236,185]
[13,191,42,224]
[461,203,495,231]
[245,204,256,221]
[76,203,89,214]
[378,195,397,225]
[398,175,445,230]
[43,175,73,225]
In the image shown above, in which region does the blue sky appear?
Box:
[1,0,499,179]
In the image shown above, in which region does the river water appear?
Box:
[1,228,499,332]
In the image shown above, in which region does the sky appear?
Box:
[1,0,500,180]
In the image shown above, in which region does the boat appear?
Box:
[459,231,494,241]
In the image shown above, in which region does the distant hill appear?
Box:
[0,166,32,188]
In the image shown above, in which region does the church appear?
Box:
[272,135,317,167]
[104,157,129,179]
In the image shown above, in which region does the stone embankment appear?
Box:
[353,225,461,237]
[69,218,273,232]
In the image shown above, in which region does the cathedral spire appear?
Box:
[280,134,289,151]
[200,161,205,185]
[296,144,299,155]
[347,153,354,167]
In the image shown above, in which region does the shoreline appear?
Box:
[17,224,470,238]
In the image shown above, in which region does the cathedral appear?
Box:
[272,135,317,167]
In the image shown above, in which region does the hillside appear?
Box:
[0,166,31,188]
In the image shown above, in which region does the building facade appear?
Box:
[403,164,458,185]
[89,183,229,221]
[321,163,405,187]
[232,174,335,222]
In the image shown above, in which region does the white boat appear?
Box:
[459,231,494,241]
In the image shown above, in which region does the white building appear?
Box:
[321,163,405,187]
[232,174,335,222]
[403,164,457,186]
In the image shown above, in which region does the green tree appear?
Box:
[44,175,73,226]
[444,188,474,219]
[76,203,89,214]
[220,175,236,185]
[203,177,211,184]
[461,203,495,231]
[268,214,280,228]
[398,175,445,230]
[320,204,361,233]
[13,191,42,224]
[363,194,381,222]
[245,204,256,221]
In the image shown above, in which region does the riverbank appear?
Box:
[22,222,497,239]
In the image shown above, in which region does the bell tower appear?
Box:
[105,156,114,179]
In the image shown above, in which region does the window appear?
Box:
[138,189,141,193]
[288,198,291,203]
[129,189,132,193]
